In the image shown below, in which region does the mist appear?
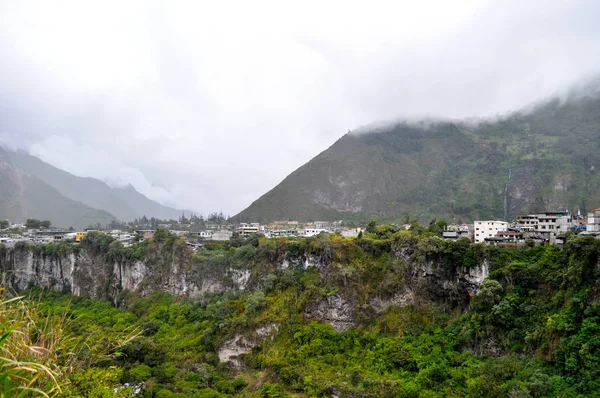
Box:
[1,0,600,215]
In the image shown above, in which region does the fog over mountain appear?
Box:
[2,0,600,215]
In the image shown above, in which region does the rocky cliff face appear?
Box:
[0,238,488,331]
[0,243,251,303]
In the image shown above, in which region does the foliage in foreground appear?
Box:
[3,233,600,396]
[0,289,139,397]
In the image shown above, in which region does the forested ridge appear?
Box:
[2,228,600,397]
[235,93,600,224]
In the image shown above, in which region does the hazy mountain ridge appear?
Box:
[235,93,600,223]
[4,149,185,222]
[0,150,117,229]
[0,147,187,227]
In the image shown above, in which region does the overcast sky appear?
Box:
[1,0,600,216]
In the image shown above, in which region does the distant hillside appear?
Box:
[5,149,184,221]
[235,93,600,223]
[0,150,116,229]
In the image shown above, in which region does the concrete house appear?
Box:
[474,220,509,243]
[211,229,233,241]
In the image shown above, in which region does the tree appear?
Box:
[409,222,426,235]
[153,228,171,243]
[428,219,448,235]
[0,220,9,229]
[179,212,188,224]
[26,219,41,229]
[366,220,378,234]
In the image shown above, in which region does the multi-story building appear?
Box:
[445,224,471,239]
[514,212,573,243]
[514,215,538,232]
[236,223,261,237]
[587,208,600,232]
[211,229,233,241]
[474,220,509,243]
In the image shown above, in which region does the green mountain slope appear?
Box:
[0,151,116,229]
[235,94,600,223]
[5,149,184,221]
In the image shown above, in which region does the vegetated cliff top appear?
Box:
[234,91,600,224]
[4,227,600,396]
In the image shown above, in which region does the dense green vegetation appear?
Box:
[235,94,600,224]
[3,227,600,396]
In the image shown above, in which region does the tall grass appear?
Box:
[0,293,62,397]
[0,288,140,397]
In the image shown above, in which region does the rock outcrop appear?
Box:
[306,294,356,332]
[0,242,251,303]
[0,237,490,332]
[218,324,278,367]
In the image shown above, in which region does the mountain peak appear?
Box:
[235,92,600,224]
[1,149,185,222]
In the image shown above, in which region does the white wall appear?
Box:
[474,220,508,243]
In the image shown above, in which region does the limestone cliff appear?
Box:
[0,235,489,333]
[0,241,250,303]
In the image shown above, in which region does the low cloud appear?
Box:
[1,0,600,215]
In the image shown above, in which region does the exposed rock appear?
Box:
[0,244,250,301]
[303,256,325,269]
[256,323,278,337]
[369,289,415,313]
[218,335,254,368]
[218,324,279,367]
[459,260,490,295]
[307,294,356,332]
[1,238,491,325]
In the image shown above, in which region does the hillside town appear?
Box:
[1,208,599,249]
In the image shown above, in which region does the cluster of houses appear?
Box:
[3,209,600,250]
[443,209,600,246]
[232,220,366,239]
[0,228,137,247]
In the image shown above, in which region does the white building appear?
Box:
[237,223,262,236]
[474,220,508,243]
[302,228,327,237]
[587,209,600,232]
[211,229,233,241]
[340,228,365,238]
